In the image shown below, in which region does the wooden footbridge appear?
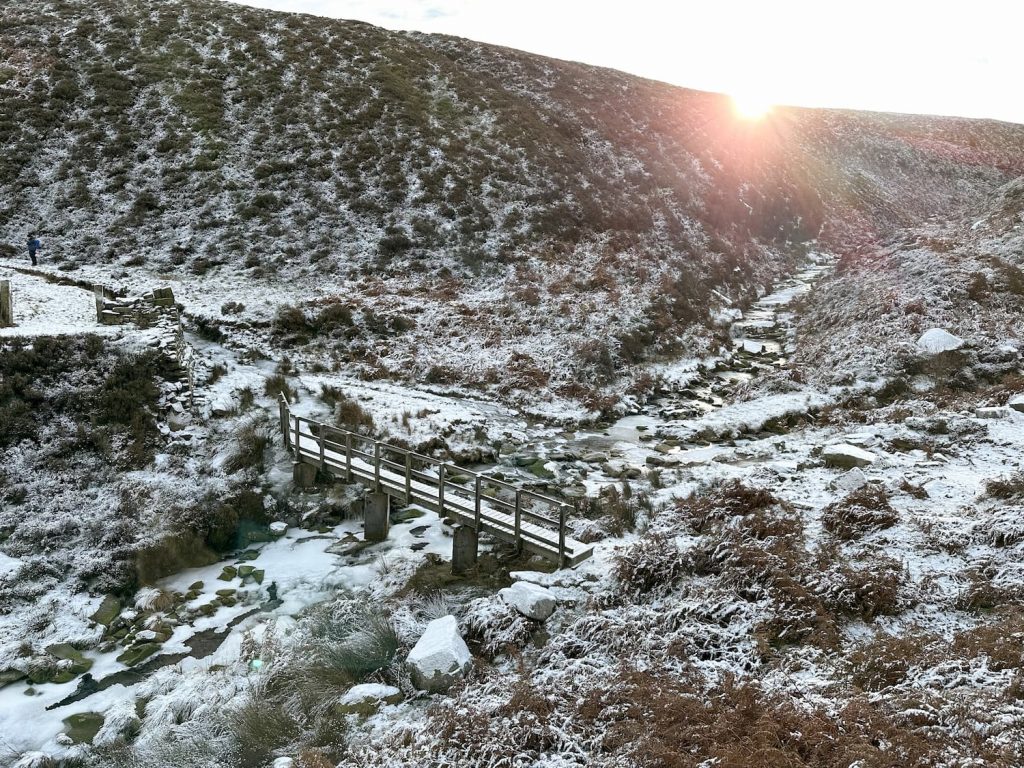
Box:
[279,396,593,568]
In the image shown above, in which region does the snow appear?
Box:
[338,683,401,706]
[917,328,965,355]
[0,552,21,579]
[0,263,119,338]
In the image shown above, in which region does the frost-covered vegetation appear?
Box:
[2,0,1024,766]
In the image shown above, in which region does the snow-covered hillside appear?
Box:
[2,0,1024,408]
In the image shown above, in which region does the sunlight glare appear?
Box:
[731,93,773,120]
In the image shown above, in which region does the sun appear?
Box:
[731,93,773,120]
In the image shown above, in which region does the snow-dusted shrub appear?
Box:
[985,471,1024,501]
[980,506,1024,547]
[461,597,534,658]
[820,486,898,540]
[613,533,688,598]
[674,479,783,535]
[817,554,906,621]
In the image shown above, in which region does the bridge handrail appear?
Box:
[279,394,573,566]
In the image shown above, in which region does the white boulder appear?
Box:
[1008,395,1024,414]
[916,328,964,355]
[269,521,288,536]
[272,759,295,768]
[407,616,471,692]
[822,443,877,469]
[499,581,557,621]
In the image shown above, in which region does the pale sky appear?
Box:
[224,0,1024,125]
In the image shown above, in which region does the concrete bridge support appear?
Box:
[364,491,390,542]
[292,461,317,489]
[452,525,479,574]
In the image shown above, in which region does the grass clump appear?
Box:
[224,419,273,474]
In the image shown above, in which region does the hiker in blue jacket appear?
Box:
[27,233,40,266]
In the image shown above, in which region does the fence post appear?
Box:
[474,475,482,532]
[345,433,353,482]
[374,442,381,492]
[292,415,300,455]
[558,504,568,569]
[514,490,522,551]
[405,453,412,505]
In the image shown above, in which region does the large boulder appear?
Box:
[499,581,557,621]
[822,443,877,469]
[407,616,471,693]
[1008,394,1024,414]
[916,328,964,355]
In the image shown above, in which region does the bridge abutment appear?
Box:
[364,491,390,542]
[452,525,478,574]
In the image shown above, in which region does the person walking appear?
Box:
[26,233,41,266]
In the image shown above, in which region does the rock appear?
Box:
[581,452,608,464]
[116,642,160,667]
[975,406,1012,419]
[252,569,265,584]
[832,468,868,494]
[407,616,472,693]
[188,580,204,591]
[90,595,121,627]
[1009,395,1024,413]
[499,581,557,621]
[46,643,94,676]
[63,712,105,745]
[334,683,403,715]
[527,460,555,479]
[218,565,237,581]
[0,668,26,688]
[916,328,964,355]
[237,565,255,579]
[273,759,296,768]
[822,443,877,469]
[269,521,288,536]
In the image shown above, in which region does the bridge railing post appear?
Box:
[318,427,325,469]
[558,504,568,568]
[279,396,289,450]
[405,453,412,505]
[474,475,482,532]
[514,490,522,551]
[374,442,381,492]
[292,415,300,455]
[345,433,353,482]
[438,463,446,512]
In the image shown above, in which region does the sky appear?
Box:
[223,0,1024,125]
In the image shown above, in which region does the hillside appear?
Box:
[2,0,1024,412]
